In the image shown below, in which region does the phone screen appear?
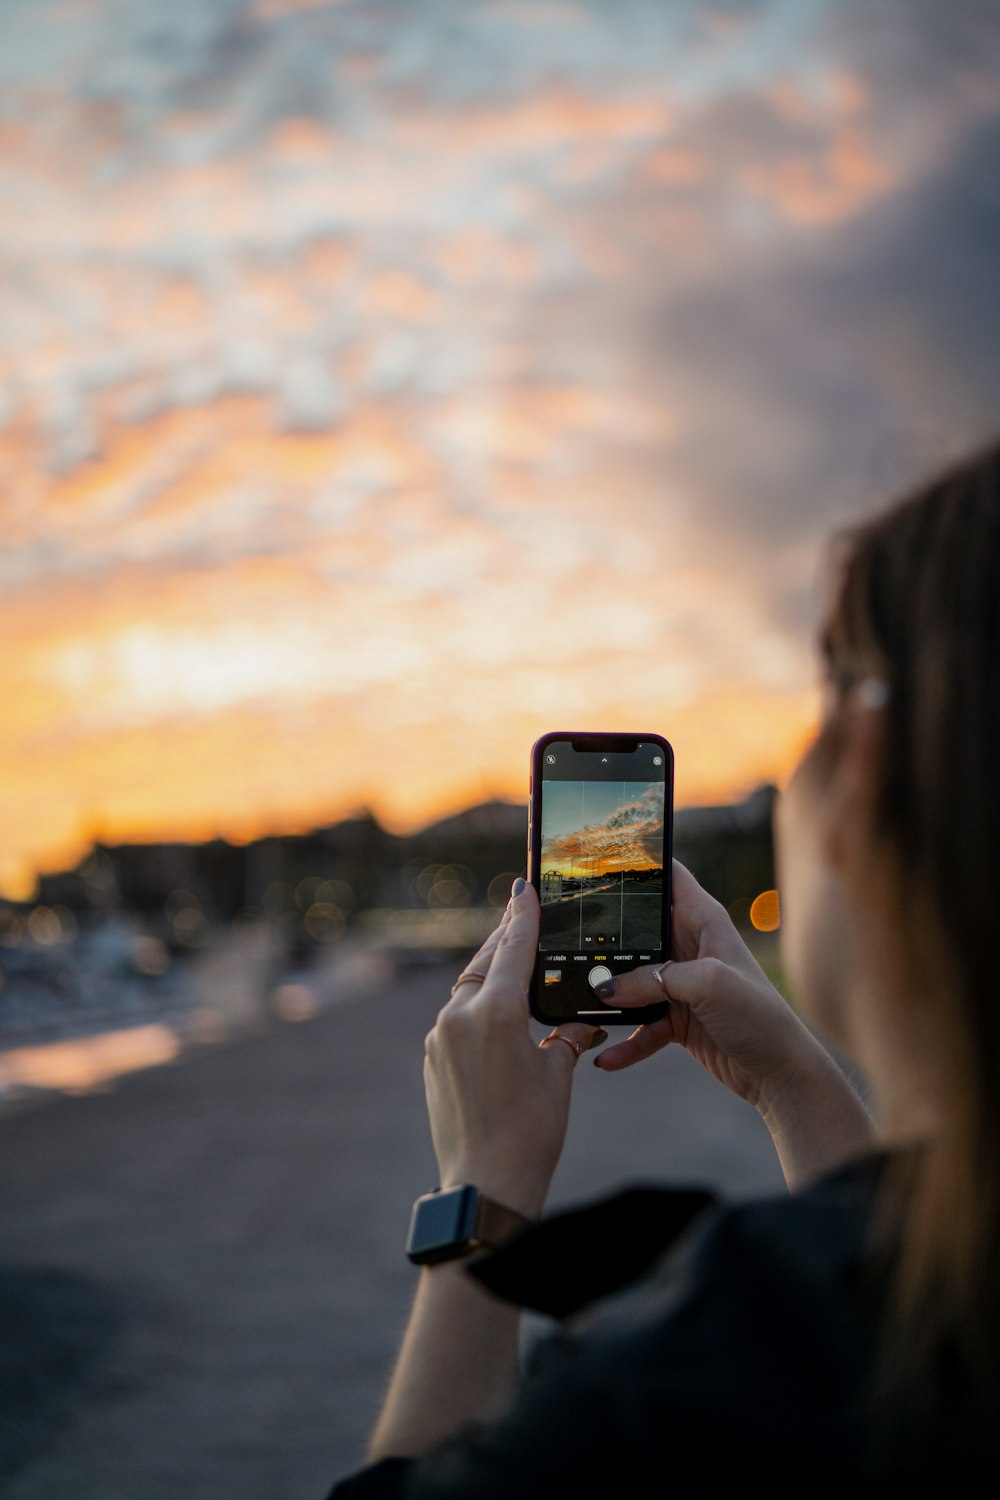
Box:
[529,734,673,1024]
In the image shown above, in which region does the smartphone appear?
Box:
[527,731,673,1026]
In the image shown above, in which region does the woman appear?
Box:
[331,440,1000,1494]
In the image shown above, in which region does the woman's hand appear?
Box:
[424,879,600,1220]
[596,860,813,1112]
[596,860,874,1188]
[372,880,586,1460]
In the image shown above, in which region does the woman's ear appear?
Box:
[822,686,888,872]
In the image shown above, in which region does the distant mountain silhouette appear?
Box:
[17,786,778,932]
[416,799,526,841]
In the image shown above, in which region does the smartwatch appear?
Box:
[405,1185,533,1265]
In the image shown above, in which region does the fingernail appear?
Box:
[594,978,616,999]
[592,1028,609,1046]
[592,1055,603,1069]
[511,877,526,897]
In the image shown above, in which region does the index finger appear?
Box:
[477,880,540,1018]
[447,900,514,1004]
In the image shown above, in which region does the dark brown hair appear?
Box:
[821,437,1000,1399]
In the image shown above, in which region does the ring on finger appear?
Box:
[450,969,487,996]
[650,961,674,993]
[540,1031,585,1061]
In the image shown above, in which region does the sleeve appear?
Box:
[325,1188,722,1494]
[326,1174,880,1498]
[326,1456,412,1499]
[325,1187,718,1497]
[325,1322,653,1500]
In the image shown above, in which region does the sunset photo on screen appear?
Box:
[539,781,664,951]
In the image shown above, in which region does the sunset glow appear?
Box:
[2,2,999,897]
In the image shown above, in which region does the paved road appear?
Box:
[539,884,660,949]
[0,963,785,1499]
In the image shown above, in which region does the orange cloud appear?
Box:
[271,117,335,159]
[365,270,440,323]
[399,82,674,157]
[303,236,358,286]
[642,146,707,186]
[24,396,439,548]
[743,124,892,226]
[435,229,541,287]
[253,0,345,20]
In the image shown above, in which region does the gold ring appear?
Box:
[450,970,487,996]
[540,1032,584,1061]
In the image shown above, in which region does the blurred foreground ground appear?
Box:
[0,963,785,1500]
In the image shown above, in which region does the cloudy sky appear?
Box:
[541,781,665,875]
[2,0,999,895]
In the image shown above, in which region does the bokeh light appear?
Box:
[750,889,781,933]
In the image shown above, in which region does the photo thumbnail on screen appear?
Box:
[538,779,665,953]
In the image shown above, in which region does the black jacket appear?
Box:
[329,1154,994,1496]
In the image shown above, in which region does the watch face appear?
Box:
[406,1186,478,1264]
